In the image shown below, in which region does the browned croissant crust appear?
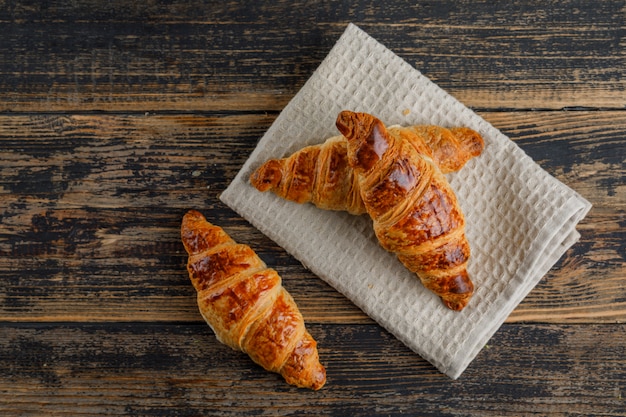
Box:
[336,111,474,311]
[249,124,483,215]
[181,210,326,389]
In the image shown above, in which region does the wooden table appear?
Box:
[1,1,624,415]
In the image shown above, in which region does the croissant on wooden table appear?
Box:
[335,111,474,310]
[250,122,483,215]
[181,210,326,390]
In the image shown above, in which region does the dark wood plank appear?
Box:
[1,322,624,416]
[0,0,623,112]
[0,111,623,324]
[0,113,365,323]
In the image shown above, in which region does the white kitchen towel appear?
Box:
[220,23,592,379]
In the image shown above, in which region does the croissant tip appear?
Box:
[183,209,204,222]
[301,367,327,391]
[451,127,485,157]
[311,373,327,391]
[443,299,469,311]
[250,160,283,192]
[442,292,472,311]
[335,110,356,137]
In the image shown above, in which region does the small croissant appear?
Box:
[181,210,326,389]
[250,123,483,215]
[336,111,474,310]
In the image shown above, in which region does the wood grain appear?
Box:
[1,322,623,416]
[1,1,624,414]
[0,112,623,324]
[1,0,624,112]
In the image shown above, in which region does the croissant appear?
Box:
[250,124,483,215]
[335,111,474,310]
[181,210,326,390]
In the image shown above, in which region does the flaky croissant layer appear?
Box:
[336,111,474,310]
[181,210,326,390]
[249,123,483,215]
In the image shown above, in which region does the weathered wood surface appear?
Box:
[1,0,624,112]
[0,112,623,324]
[1,0,624,415]
[1,323,624,416]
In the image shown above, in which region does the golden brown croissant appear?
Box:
[250,123,483,215]
[181,210,326,390]
[335,111,474,310]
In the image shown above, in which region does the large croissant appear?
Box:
[335,111,474,310]
[181,210,326,389]
[250,123,483,215]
